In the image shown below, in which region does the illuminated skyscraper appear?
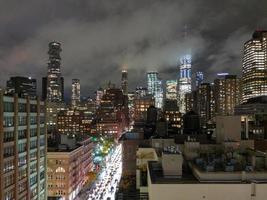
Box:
[46,42,64,102]
[166,80,177,100]
[147,71,163,109]
[196,71,204,88]
[71,79,81,108]
[121,69,128,95]
[214,74,241,115]
[242,30,267,103]
[178,55,192,113]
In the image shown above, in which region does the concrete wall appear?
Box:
[147,166,267,200]
[148,182,267,200]
[216,116,241,143]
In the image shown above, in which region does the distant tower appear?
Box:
[166,80,177,100]
[121,69,128,95]
[96,87,104,107]
[147,71,163,109]
[178,25,192,113]
[46,41,64,102]
[135,87,147,98]
[214,74,241,115]
[242,30,267,103]
[71,79,81,108]
[196,71,204,88]
[178,55,192,113]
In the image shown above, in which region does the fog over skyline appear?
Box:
[1,0,267,99]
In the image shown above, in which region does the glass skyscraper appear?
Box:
[166,80,177,100]
[242,30,267,103]
[121,69,128,95]
[178,55,192,113]
[71,79,81,108]
[147,71,163,109]
[196,71,204,88]
[46,42,64,102]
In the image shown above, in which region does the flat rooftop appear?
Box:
[148,160,267,184]
[148,161,198,184]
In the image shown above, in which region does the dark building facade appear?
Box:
[183,111,200,134]
[6,76,37,98]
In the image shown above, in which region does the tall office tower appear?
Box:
[42,76,64,101]
[164,99,182,134]
[71,79,81,108]
[46,41,64,102]
[178,55,192,113]
[60,77,64,101]
[166,80,177,100]
[242,30,267,103]
[196,71,204,88]
[197,83,214,127]
[128,92,135,125]
[6,76,37,98]
[0,91,47,200]
[95,88,104,107]
[42,77,47,101]
[121,69,128,95]
[134,94,155,123]
[135,87,147,98]
[214,74,241,116]
[147,71,163,109]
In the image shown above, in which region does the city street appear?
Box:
[77,143,122,200]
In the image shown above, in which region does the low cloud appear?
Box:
[0,0,266,99]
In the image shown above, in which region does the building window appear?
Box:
[4,102,14,112]
[18,155,27,167]
[18,103,27,112]
[4,131,14,142]
[18,129,27,139]
[40,127,45,135]
[55,167,65,173]
[40,116,45,124]
[30,162,37,174]
[30,104,37,112]
[18,143,26,153]
[40,137,45,146]
[30,140,37,149]
[4,174,14,188]
[19,182,27,193]
[4,190,14,200]
[3,116,14,127]
[3,160,14,173]
[30,116,37,125]
[19,168,27,180]
[30,151,37,161]
[30,186,38,198]
[18,116,27,126]
[30,128,37,137]
[30,175,37,186]
[4,146,14,158]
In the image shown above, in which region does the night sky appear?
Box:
[1,0,267,98]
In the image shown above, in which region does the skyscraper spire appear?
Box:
[178,25,192,113]
[46,41,64,102]
[121,66,128,95]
